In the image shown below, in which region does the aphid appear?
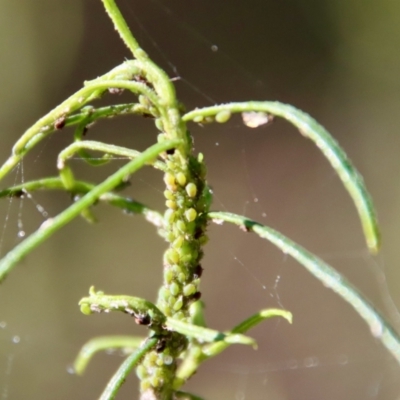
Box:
[9,189,25,198]
[134,74,151,87]
[173,297,183,311]
[164,173,176,188]
[54,115,67,130]
[169,282,180,296]
[215,110,231,123]
[155,337,167,353]
[239,224,251,233]
[242,111,274,128]
[194,227,203,240]
[176,172,187,187]
[193,264,203,279]
[165,200,177,210]
[114,179,131,192]
[133,312,151,326]
[166,148,176,155]
[185,183,197,198]
[183,283,196,296]
[188,292,201,303]
[185,208,197,222]
[108,87,124,95]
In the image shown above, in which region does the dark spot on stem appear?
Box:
[9,189,25,198]
[193,264,203,279]
[114,180,131,191]
[240,224,250,233]
[134,313,151,326]
[187,292,202,305]
[54,115,67,130]
[134,75,152,87]
[194,227,203,239]
[155,337,167,353]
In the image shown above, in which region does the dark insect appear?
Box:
[188,292,201,303]
[133,313,151,326]
[155,337,167,353]
[54,115,67,130]
[239,224,251,233]
[166,148,176,155]
[192,264,203,279]
[194,227,203,239]
[9,189,25,198]
[134,75,151,87]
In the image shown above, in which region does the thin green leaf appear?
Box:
[58,140,166,172]
[208,211,400,367]
[232,308,292,334]
[0,63,157,183]
[74,335,144,375]
[174,308,290,388]
[183,102,380,253]
[166,317,256,348]
[0,177,164,230]
[0,139,181,282]
[99,337,157,400]
[79,287,166,330]
[203,308,292,358]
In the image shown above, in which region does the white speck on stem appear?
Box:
[39,218,54,230]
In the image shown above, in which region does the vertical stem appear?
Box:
[101,0,142,59]
[97,2,212,398]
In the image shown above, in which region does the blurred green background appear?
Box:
[1,0,400,399]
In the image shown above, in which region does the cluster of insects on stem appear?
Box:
[0,1,399,399]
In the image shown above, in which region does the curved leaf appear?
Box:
[184,102,380,253]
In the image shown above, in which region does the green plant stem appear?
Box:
[184,102,380,253]
[79,287,166,331]
[0,139,181,282]
[99,337,158,400]
[100,0,178,112]
[165,317,256,347]
[208,211,400,366]
[0,78,157,183]
[74,335,145,375]
[101,0,142,59]
[64,103,145,128]
[174,308,292,388]
[0,177,164,230]
[84,80,160,109]
[57,140,166,171]
[1,178,165,232]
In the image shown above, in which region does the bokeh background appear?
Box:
[1,0,400,399]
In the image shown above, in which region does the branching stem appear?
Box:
[0,139,180,282]
[0,1,395,399]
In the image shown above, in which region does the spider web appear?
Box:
[1,1,400,399]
